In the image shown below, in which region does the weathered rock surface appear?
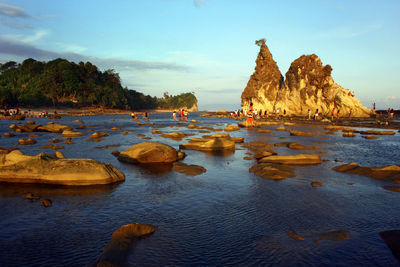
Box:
[62,129,86,137]
[37,122,72,133]
[333,163,400,181]
[241,40,371,117]
[259,154,322,165]
[95,223,157,267]
[250,163,295,180]
[290,130,313,137]
[172,162,206,175]
[180,137,235,152]
[160,132,193,140]
[118,142,185,164]
[0,150,125,185]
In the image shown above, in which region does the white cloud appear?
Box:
[193,0,208,8]
[0,3,31,18]
[22,30,49,43]
[56,43,87,53]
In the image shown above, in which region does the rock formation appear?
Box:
[0,150,125,185]
[241,39,371,117]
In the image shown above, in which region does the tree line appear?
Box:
[0,58,197,110]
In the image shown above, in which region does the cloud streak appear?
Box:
[0,3,31,18]
[0,37,189,72]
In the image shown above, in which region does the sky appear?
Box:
[0,0,399,110]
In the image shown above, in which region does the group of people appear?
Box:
[172,109,189,121]
[0,106,56,119]
[130,111,148,120]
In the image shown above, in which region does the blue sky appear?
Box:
[0,0,399,110]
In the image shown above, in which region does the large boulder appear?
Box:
[0,150,125,185]
[258,154,321,165]
[118,142,185,164]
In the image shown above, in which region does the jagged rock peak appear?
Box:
[241,39,283,108]
[241,40,371,117]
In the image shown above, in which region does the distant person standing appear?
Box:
[348,109,352,118]
[307,109,311,120]
[173,111,177,121]
[246,102,255,127]
[331,108,335,120]
[131,112,136,120]
[337,109,340,119]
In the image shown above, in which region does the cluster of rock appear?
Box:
[241,39,371,117]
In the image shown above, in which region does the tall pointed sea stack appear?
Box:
[241,40,371,117]
[241,39,284,112]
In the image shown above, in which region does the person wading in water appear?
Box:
[246,102,255,127]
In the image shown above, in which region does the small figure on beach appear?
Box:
[314,109,319,120]
[131,112,136,120]
[246,102,255,127]
[173,111,176,121]
[337,109,340,119]
[348,109,352,118]
[331,108,335,120]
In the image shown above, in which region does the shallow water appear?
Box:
[0,113,399,266]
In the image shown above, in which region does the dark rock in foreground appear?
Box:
[95,223,157,267]
[379,230,400,262]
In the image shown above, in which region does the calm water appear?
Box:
[0,113,399,266]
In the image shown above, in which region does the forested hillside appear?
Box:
[0,58,197,110]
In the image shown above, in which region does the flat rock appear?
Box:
[172,162,206,175]
[311,181,323,187]
[37,122,72,133]
[343,132,355,137]
[3,132,15,137]
[224,125,240,131]
[110,127,121,131]
[358,130,396,135]
[333,163,400,181]
[257,129,271,133]
[362,135,378,140]
[0,150,125,185]
[180,138,235,152]
[18,138,36,145]
[259,154,322,165]
[160,132,192,140]
[249,163,295,180]
[290,130,313,136]
[118,142,185,164]
[90,131,109,139]
[62,129,86,137]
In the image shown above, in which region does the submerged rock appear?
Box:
[172,162,206,175]
[224,125,240,132]
[41,199,52,207]
[95,223,157,267]
[250,163,295,180]
[118,142,185,164]
[0,150,125,185]
[333,163,400,181]
[290,130,313,137]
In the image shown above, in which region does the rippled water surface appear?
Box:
[0,113,399,266]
